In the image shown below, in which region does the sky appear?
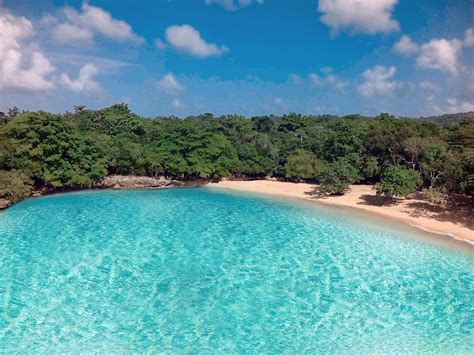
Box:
[0,0,473,118]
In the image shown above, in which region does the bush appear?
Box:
[423,187,448,207]
[319,159,359,195]
[284,150,326,180]
[0,170,33,203]
[375,166,422,198]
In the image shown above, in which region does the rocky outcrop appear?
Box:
[1,175,186,210]
[94,175,179,190]
[0,198,12,210]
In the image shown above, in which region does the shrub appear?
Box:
[319,159,359,195]
[375,166,422,198]
[284,150,326,180]
[423,187,448,207]
[0,170,33,203]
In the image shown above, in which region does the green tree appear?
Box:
[375,166,422,198]
[0,170,33,202]
[4,112,107,187]
[284,150,325,180]
[319,159,360,195]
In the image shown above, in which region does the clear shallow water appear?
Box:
[0,188,473,353]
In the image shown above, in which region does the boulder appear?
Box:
[95,175,174,190]
[0,198,12,209]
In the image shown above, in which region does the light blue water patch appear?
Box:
[0,188,473,353]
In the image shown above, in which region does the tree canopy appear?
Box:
[0,105,472,202]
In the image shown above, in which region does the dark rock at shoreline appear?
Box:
[94,175,177,190]
[0,175,203,210]
[0,198,12,210]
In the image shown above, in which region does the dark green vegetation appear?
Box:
[0,105,473,203]
[375,166,422,198]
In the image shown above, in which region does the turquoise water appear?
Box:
[0,188,473,353]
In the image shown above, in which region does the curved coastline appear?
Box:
[2,176,472,250]
[206,180,474,249]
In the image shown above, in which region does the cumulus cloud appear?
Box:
[165,25,228,58]
[288,73,303,85]
[49,1,143,44]
[52,23,94,43]
[157,73,184,95]
[308,69,347,90]
[416,39,463,74]
[317,0,400,36]
[394,28,473,74]
[358,65,405,97]
[393,35,419,55]
[446,98,474,113]
[205,0,263,11]
[0,11,55,90]
[425,95,442,114]
[60,63,102,94]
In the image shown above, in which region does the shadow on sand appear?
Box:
[403,199,474,229]
[305,186,473,230]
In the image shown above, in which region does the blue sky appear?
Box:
[0,0,473,117]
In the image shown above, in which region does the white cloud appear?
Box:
[393,35,419,55]
[317,0,400,36]
[155,38,167,50]
[205,0,263,11]
[419,81,440,93]
[446,98,474,113]
[60,63,102,94]
[289,73,303,85]
[394,29,473,74]
[309,73,324,86]
[0,11,54,90]
[425,95,442,114]
[358,65,404,97]
[52,23,93,43]
[308,69,347,90]
[172,98,183,109]
[464,27,474,47]
[416,38,463,74]
[50,1,143,44]
[165,25,228,58]
[157,73,184,95]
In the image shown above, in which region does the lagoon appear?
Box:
[0,188,473,352]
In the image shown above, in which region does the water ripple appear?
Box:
[0,188,473,353]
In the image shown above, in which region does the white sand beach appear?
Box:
[207,180,474,246]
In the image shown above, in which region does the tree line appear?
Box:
[0,104,473,203]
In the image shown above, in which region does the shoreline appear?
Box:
[206,180,474,247]
[2,176,472,248]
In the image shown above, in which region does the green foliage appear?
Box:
[423,187,448,207]
[4,112,107,187]
[0,170,33,202]
[459,150,474,196]
[0,104,471,204]
[284,150,325,180]
[375,166,422,198]
[319,159,359,195]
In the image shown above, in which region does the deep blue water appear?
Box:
[0,188,473,353]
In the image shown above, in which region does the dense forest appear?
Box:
[0,104,473,204]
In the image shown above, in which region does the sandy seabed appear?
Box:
[207,180,474,247]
